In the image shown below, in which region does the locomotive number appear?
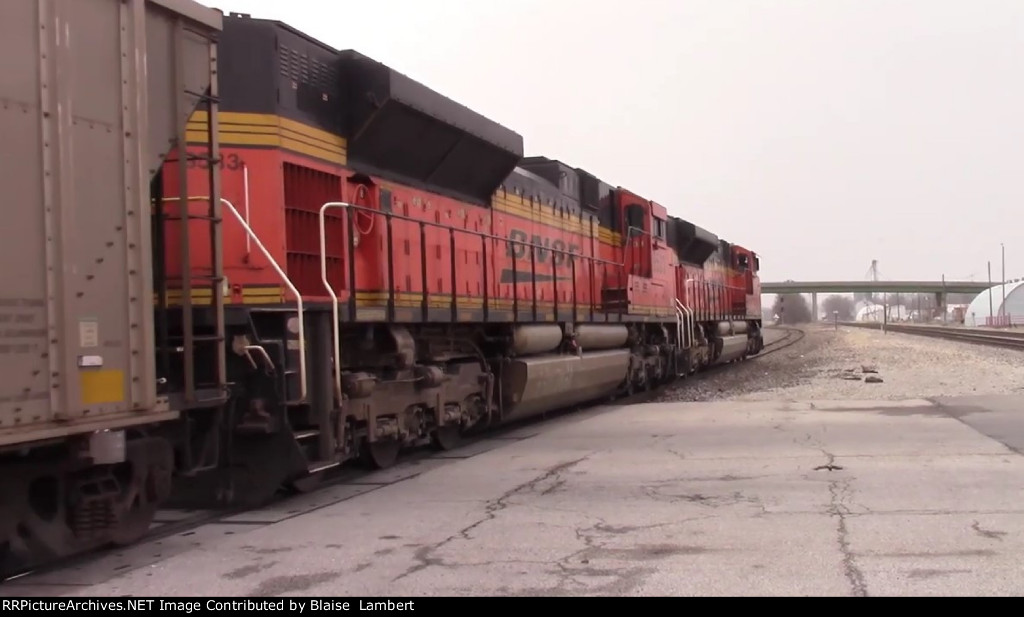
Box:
[187,152,245,171]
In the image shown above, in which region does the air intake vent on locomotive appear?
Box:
[337,51,525,204]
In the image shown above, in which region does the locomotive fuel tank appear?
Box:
[499,350,630,423]
[574,324,629,351]
[714,335,749,365]
[511,324,564,356]
[716,321,750,336]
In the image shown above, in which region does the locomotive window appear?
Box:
[738,254,749,270]
[625,204,646,235]
[654,218,666,240]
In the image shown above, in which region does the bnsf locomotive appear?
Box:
[1,3,762,574]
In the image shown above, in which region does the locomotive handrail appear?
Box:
[683,277,747,320]
[320,201,630,314]
[332,202,625,268]
[319,199,629,404]
[674,301,685,350]
[319,201,350,405]
[675,298,694,349]
[160,196,307,403]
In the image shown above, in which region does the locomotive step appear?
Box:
[293,429,320,440]
[307,460,341,474]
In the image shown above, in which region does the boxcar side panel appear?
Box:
[0,0,221,447]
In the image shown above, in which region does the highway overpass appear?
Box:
[761,280,994,295]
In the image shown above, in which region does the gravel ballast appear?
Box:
[658,324,1024,402]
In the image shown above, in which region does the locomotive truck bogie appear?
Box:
[175,310,702,509]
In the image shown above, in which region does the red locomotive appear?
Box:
[155,13,764,504]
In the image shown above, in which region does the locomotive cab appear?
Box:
[617,189,653,278]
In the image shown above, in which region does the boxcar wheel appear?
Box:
[110,437,173,546]
[109,499,158,547]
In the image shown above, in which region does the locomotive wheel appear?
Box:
[431,425,461,451]
[361,439,400,470]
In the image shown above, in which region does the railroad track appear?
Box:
[758,325,806,356]
[842,322,1024,351]
[1,327,802,586]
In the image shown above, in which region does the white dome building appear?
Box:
[963,280,1024,327]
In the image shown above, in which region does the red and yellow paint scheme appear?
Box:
[159,118,761,327]
[148,12,766,503]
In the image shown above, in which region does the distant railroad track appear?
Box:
[2,326,798,586]
[842,322,1024,351]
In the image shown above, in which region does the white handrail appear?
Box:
[684,303,695,348]
[683,279,698,346]
[674,299,685,348]
[318,201,352,406]
[673,300,685,349]
[159,196,307,403]
[242,163,251,259]
[675,298,694,350]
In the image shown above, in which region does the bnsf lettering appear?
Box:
[505,229,581,266]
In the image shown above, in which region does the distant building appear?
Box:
[855,302,911,322]
[964,280,1024,327]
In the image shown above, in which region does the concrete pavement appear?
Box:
[6,394,1024,597]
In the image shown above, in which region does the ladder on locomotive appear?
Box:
[157,22,227,411]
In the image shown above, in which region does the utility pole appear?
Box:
[942,274,947,324]
[1001,243,1006,320]
[882,292,887,333]
[988,261,993,323]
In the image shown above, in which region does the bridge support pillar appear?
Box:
[935,292,946,322]
[811,292,818,321]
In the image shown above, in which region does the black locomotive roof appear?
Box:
[337,50,523,203]
[668,217,720,265]
[338,50,524,156]
[224,13,338,53]
[221,13,523,204]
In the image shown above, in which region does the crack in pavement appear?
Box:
[540,516,713,595]
[814,449,845,471]
[971,520,1008,541]
[829,479,867,597]
[392,455,591,582]
[791,429,869,597]
[824,458,867,597]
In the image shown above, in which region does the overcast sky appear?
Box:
[196,0,1024,284]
